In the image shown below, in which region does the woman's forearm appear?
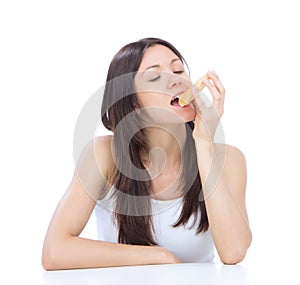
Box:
[42,236,178,270]
[195,141,252,264]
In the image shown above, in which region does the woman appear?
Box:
[42,37,252,270]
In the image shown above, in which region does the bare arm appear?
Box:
[195,142,252,264]
[192,71,252,264]
[42,136,179,270]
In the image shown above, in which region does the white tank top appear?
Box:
[94,188,215,263]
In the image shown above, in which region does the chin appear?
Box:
[138,105,196,125]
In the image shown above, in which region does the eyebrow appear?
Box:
[144,58,181,71]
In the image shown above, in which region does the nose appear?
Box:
[167,74,183,89]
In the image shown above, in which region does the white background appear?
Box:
[1,0,299,284]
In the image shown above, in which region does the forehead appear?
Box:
[138,44,180,71]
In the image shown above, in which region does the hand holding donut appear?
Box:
[191,70,225,144]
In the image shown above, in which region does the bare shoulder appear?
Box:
[93,135,114,169]
[224,144,246,166]
[81,135,113,160]
[73,135,115,200]
[93,135,113,152]
[216,143,247,192]
[214,143,246,165]
[77,135,114,180]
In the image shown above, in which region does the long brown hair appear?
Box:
[101,37,208,245]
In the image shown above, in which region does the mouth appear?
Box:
[170,92,189,108]
[170,95,180,107]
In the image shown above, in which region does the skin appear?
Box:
[42,44,252,270]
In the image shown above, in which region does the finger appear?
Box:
[202,76,222,105]
[202,78,224,117]
[207,70,226,97]
[206,71,225,109]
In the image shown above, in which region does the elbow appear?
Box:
[221,232,252,265]
[220,240,251,265]
[42,234,76,270]
[220,244,251,265]
[42,248,58,271]
[42,259,54,271]
[42,252,54,271]
[42,242,63,271]
[220,249,247,265]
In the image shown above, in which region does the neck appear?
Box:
[141,124,187,175]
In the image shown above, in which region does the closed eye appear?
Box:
[173,70,184,74]
[149,75,161,82]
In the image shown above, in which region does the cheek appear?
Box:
[136,92,164,107]
[136,92,150,107]
[135,77,168,103]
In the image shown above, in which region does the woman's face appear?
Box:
[134,45,196,123]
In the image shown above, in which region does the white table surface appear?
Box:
[41,263,250,285]
[2,257,298,285]
[40,260,300,285]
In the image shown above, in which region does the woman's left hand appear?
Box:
[192,70,225,144]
